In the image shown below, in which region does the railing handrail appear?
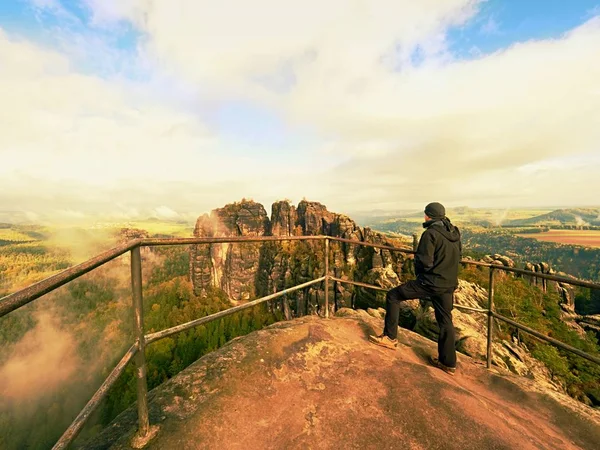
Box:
[463,260,599,289]
[3,235,598,318]
[145,277,326,345]
[140,235,325,246]
[0,239,142,318]
[1,234,599,450]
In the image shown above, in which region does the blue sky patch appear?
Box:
[448,0,600,59]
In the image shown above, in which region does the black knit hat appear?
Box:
[424,202,446,220]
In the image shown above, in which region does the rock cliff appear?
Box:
[191,200,270,300]
[190,199,410,313]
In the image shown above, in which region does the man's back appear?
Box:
[415,219,461,289]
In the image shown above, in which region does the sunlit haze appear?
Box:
[2,0,600,221]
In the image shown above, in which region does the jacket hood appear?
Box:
[423,218,461,242]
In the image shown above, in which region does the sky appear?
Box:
[1,0,600,222]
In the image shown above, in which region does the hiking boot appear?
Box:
[429,356,456,375]
[369,333,398,350]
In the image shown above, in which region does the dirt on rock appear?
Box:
[83,310,600,450]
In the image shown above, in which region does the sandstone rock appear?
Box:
[191,199,408,312]
[366,307,386,320]
[271,200,299,236]
[296,200,334,235]
[86,315,600,450]
[363,266,400,290]
[496,255,515,268]
[575,315,600,341]
[190,200,268,299]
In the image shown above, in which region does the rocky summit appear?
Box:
[190,199,411,313]
[85,311,600,450]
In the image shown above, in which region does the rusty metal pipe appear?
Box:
[328,236,415,254]
[331,277,488,313]
[131,247,150,438]
[3,233,600,450]
[141,235,325,246]
[463,261,600,289]
[486,268,495,369]
[5,235,597,321]
[324,238,330,319]
[52,344,138,450]
[0,240,141,318]
[330,276,388,292]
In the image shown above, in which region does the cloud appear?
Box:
[0,29,211,188]
[152,206,180,220]
[0,23,331,217]
[83,0,479,97]
[78,2,600,207]
[0,312,79,402]
[0,28,284,213]
[2,2,600,218]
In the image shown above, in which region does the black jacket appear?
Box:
[415,218,462,289]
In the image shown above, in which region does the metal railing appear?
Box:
[1,235,599,449]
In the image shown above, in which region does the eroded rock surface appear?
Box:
[190,199,410,312]
[85,314,600,450]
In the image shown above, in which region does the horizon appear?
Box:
[1,200,599,227]
[2,1,600,217]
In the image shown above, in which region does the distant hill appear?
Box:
[507,208,600,227]
[364,207,559,232]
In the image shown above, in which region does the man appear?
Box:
[369,202,462,375]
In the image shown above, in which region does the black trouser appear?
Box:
[384,280,457,368]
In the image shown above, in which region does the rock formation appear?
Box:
[190,200,269,300]
[190,199,410,314]
[479,254,577,312]
[117,228,150,243]
[481,253,516,269]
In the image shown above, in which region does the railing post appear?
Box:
[131,246,150,438]
[324,238,330,319]
[412,234,418,252]
[486,267,495,369]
